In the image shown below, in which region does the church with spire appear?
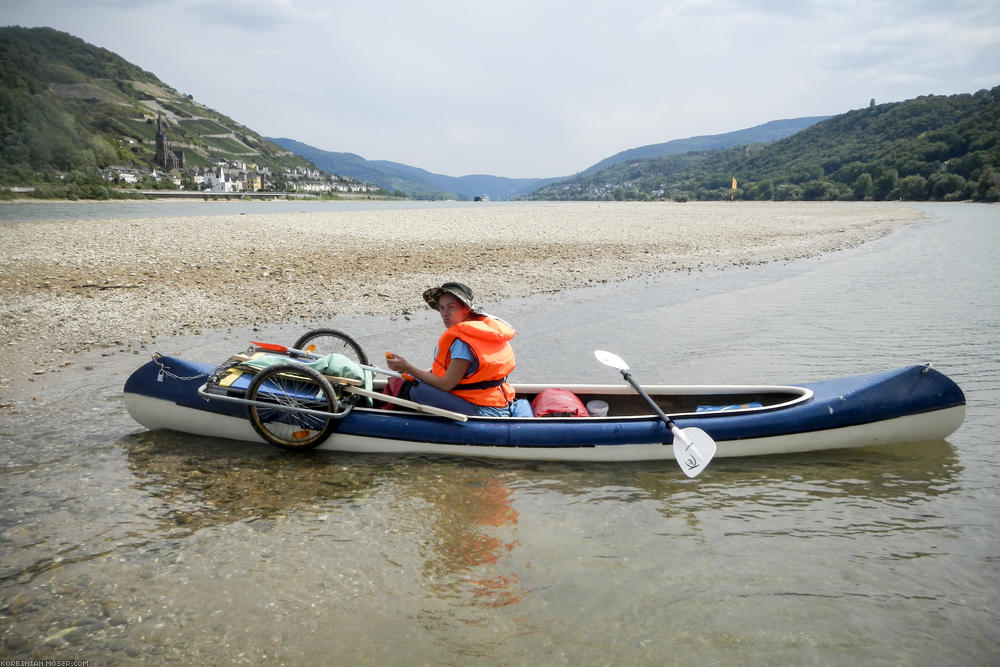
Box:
[154,114,184,170]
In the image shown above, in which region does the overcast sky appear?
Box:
[3,0,999,177]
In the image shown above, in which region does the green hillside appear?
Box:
[579,116,829,175]
[531,89,1000,202]
[0,26,318,197]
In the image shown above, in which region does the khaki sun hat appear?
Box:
[423,281,478,311]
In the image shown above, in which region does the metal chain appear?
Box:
[150,352,211,381]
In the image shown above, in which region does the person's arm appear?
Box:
[385,352,471,391]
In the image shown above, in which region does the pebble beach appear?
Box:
[0,201,922,397]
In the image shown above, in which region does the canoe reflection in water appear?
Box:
[119,433,530,609]
[418,470,527,609]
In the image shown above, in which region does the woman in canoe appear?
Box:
[385,281,518,416]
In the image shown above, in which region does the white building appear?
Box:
[203,166,244,192]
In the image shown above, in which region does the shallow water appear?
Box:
[1,203,998,664]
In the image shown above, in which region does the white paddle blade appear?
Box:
[594,349,630,372]
[672,427,717,478]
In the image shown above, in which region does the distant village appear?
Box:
[98,116,382,195]
[99,162,382,195]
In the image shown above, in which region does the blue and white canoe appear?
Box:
[123,355,966,462]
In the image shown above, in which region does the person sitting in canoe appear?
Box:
[385,281,517,416]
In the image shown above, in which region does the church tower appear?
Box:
[154,114,184,169]
[154,114,167,167]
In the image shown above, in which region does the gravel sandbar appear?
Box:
[0,201,922,397]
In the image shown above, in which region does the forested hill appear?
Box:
[530,88,1000,202]
[267,137,559,201]
[580,116,829,175]
[0,26,316,194]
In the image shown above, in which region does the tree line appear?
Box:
[530,87,1000,203]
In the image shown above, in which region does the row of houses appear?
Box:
[100,162,382,194]
[293,179,382,194]
[100,163,260,191]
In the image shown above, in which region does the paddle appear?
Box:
[250,340,320,358]
[594,350,717,477]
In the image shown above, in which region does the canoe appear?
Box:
[123,353,966,463]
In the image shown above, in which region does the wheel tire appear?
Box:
[246,363,338,450]
[293,328,368,365]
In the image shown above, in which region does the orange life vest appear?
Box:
[432,316,516,407]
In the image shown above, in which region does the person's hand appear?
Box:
[385,351,409,374]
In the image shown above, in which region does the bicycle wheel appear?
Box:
[246,363,339,450]
[293,328,368,365]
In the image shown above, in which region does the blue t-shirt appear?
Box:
[444,338,478,376]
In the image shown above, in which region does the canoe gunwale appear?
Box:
[197,370,815,423]
[349,382,815,422]
[516,382,812,418]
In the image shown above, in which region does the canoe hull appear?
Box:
[123,391,963,461]
[123,357,966,462]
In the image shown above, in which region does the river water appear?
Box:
[0,198,499,224]
[1,203,997,664]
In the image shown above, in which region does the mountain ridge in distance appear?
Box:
[268,115,828,200]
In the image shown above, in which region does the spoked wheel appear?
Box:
[293,328,368,365]
[246,363,347,450]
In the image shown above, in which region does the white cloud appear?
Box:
[2,0,999,175]
[971,73,1000,88]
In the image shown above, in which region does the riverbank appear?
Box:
[0,201,922,399]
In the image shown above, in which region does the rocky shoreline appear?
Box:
[0,201,923,398]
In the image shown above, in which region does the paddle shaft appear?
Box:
[620,369,691,446]
[342,385,468,421]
